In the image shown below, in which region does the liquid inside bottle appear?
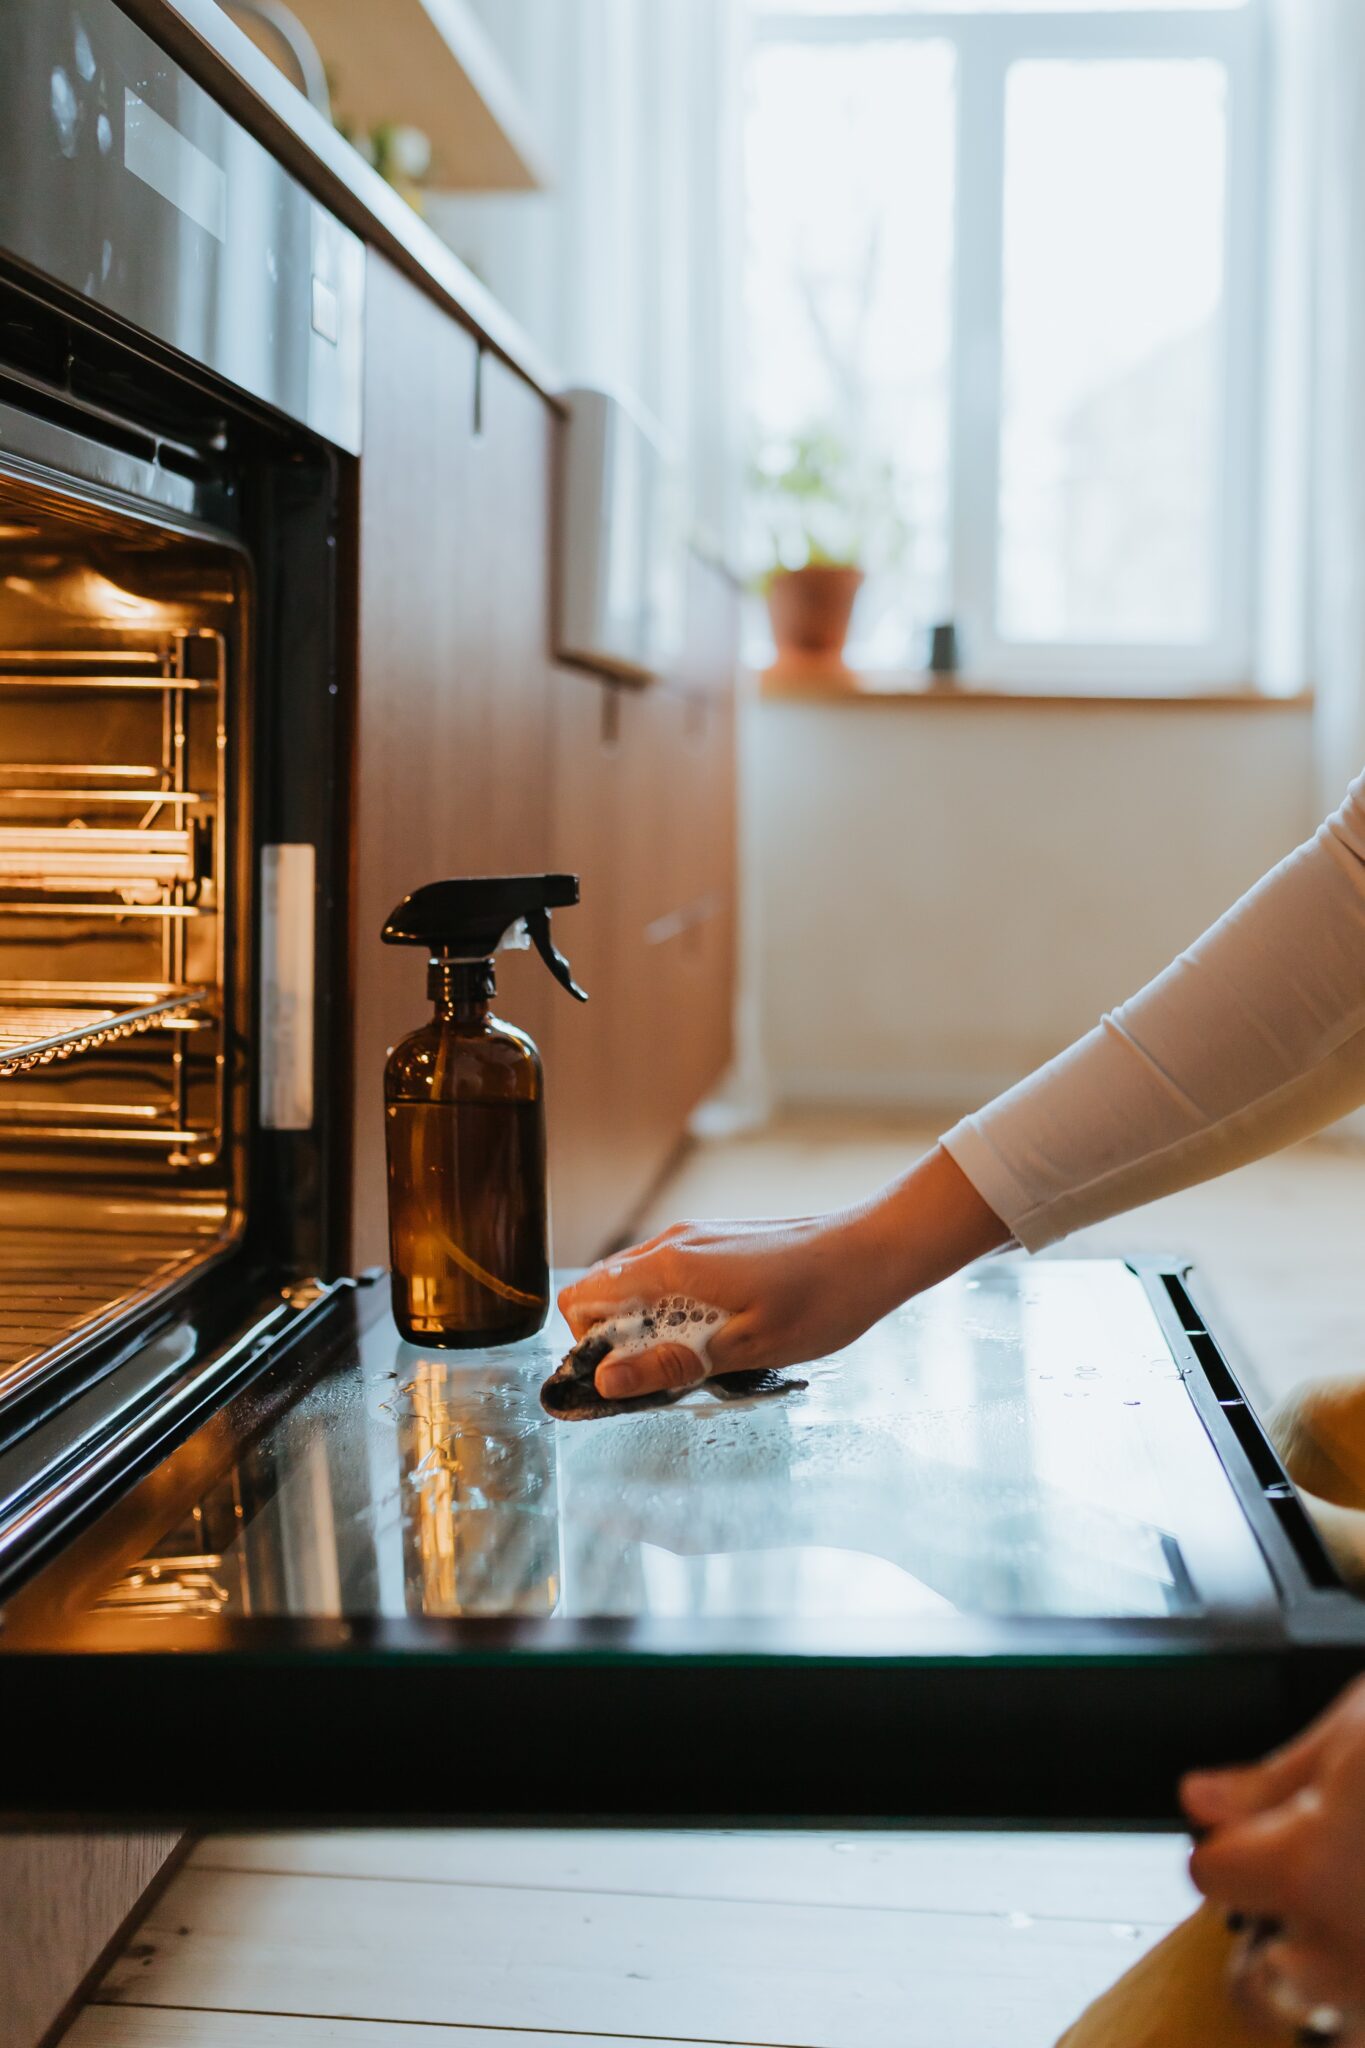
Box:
[384,963,550,1348]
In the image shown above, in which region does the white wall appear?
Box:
[751,699,1319,1112]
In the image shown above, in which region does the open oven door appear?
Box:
[2,1257,1363,1829]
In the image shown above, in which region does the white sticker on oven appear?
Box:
[259,844,316,1130]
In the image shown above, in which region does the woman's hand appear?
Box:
[556,1145,1009,1401]
[559,1210,895,1399]
[1184,1676,1365,2034]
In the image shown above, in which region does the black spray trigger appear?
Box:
[527,906,588,1002]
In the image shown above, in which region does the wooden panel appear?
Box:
[548,678,702,1259]
[350,264,736,1270]
[349,254,556,1269]
[236,0,550,191]
[95,1861,1167,2048]
[548,558,738,1265]
[0,1830,181,2048]
[760,670,1316,709]
[192,1826,1197,1926]
[543,675,622,1262]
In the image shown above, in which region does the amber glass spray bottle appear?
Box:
[381,876,586,1348]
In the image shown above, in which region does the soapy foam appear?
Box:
[543,1297,808,1421]
[590,1295,729,1374]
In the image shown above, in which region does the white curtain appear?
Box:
[1306,0,1365,801]
[1263,0,1365,802]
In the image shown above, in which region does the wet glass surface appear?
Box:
[89,1261,1268,1627]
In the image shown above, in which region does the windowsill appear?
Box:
[754,661,1315,711]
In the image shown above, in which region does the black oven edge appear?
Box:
[1,1265,1364,1826]
[1140,1260,1364,1639]
[0,1637,1348,1830]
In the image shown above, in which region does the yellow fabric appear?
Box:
[1268,1378,1365,1590]
[1057,1386,1365,2046]
[1054,1905,1272,2048]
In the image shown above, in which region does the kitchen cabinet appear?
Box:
[349,253,558,1270]
[352,257,738,1274]
[0,1832,183,2048]
[231,0,550,191]
[550,556,738,1263]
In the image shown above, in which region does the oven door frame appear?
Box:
[0,428,351,1360]
[2,1264,1363,1830]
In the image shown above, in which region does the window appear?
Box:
[743,1,1261,685]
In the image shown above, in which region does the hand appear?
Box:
[556,1145,1008,1401]
[1184,1675,1365,2035]
[558,1210,895,1400]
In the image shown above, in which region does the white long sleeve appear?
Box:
[941,770,1365,1252]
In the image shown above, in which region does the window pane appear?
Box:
[744,41,955,666]
[996,60,1228,645]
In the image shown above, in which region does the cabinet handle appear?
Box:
[473,344,486,440]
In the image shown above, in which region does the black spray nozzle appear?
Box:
[381,875,588,1002]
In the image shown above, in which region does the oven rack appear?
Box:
[0,984,212,1079]
[0,646,222,692]
[0,629,228,1163]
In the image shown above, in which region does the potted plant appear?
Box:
[748,428,906,682]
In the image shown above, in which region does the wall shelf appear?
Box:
[227,0,550,191]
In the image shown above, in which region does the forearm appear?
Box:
[839,1143,1011,1319]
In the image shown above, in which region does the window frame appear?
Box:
[748,5,1266,690]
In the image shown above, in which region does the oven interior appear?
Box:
[0,472,247,1413]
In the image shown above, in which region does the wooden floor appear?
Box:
[73,1829,1198,2048]
[69,1113,1365,2048]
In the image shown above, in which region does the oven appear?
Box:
[0,0,360,1656]
[3,0,1364,1835]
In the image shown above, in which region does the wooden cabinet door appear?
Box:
[0,1831,182,2048]
[548,555,738,1267]
[349,256,557,1269]
[545,675,625,1265]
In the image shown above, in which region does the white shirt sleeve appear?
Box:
[940,770,1365,1252]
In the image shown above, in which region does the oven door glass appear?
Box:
[3,1261,1347,1825]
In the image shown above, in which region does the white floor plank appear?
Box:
[96,1864,1166,2048]
[192,1827,1196,1928]
[69,2009,718,2048]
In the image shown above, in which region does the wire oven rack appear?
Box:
[0,984,212,1078]
[0,631,228,1161]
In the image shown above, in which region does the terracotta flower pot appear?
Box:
[765,564,864,682]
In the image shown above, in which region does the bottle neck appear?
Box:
[429,957,495,1024]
